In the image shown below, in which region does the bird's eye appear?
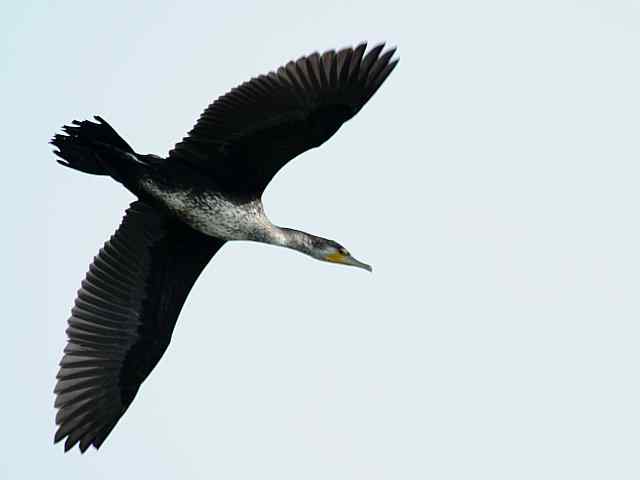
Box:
[339,248,349,256]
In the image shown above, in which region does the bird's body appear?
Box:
[140,175,272,242]
[51,43,397,452]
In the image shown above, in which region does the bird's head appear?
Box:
[276,228,372,272]
[309,238,372,272]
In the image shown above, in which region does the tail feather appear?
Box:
[51,116,134,175]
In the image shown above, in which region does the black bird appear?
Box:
[51,43,398,453]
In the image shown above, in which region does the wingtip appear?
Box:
[54,427,65,445]
[365,41,398,57]
[386,45,399,60]
[79,440,91,454]
[374,42,399,62]
[64,438,75,452]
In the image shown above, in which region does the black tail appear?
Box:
[51,116,134,175]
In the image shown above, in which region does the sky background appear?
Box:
[3,0,640,478]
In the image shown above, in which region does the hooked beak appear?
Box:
[325,253,373,272]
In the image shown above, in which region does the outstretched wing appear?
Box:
[168,43,398,196]
[54,201,225,453]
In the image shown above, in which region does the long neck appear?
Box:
[262,226,316,256]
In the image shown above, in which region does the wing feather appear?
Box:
[54,201,225,452]
[168,43,398,196]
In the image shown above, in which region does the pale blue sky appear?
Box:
[4,0,640,478]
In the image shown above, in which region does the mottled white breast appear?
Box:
[140,178,273,241]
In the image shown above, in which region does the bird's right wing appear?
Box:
[54,201,225,453]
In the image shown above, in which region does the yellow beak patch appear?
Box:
[325,252,347,263]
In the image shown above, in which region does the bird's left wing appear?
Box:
[168,43,398,196]
[54,201,225,452]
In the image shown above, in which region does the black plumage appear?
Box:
[169,43,397,196]
[54,202,224,452]
[52,43,397,452]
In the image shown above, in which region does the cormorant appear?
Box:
[51,43,398,453]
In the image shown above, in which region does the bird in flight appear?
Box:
[51,43,398,453]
